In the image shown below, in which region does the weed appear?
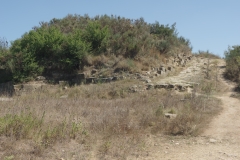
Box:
[4,155,14,160]
[100,141,112,153]
[156,105,164,117]
[168,109,176,114]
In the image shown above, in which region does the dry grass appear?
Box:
[194,52,221,59]
[0,75,222,159]
[0,57,226,159]
[83,51,166,76]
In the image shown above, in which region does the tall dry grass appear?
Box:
[0,58,226,159]
[0,76,222,159]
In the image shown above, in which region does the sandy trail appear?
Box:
[135,60,240,160]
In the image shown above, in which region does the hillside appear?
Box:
[0,14,192,84]
[1,14,240,160]
[0,52,229,159]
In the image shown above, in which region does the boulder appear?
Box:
[36,76,46,81]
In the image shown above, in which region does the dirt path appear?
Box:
[133,59,240,160]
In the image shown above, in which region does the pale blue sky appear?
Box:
[1,0,240,57]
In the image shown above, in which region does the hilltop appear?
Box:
[0,14,192,84]
[1,14,240,159]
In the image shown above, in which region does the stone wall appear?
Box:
[0,53,195,96]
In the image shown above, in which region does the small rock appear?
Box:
[145,79,152,83]
[60,95,68,99]
[36,76,46,81]
[209,138,217,143]
[165,113,177,119]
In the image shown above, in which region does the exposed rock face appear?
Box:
[149,56,206,92]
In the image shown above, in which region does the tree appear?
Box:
[82,21,109,55]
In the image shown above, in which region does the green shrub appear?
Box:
[225,45,240,86]
[4,14,192,82]
[0,38,13,83]
[82,21,110,55]
[150,22,175,39]
[8,26,91,82]
[62,29,91,70]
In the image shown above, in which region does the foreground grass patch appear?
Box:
[0,75,223,159]
[0,112,87,149]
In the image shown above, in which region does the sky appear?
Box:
[1,0,240,57]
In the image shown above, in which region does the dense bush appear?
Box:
[225,45,240,86]
[0,38,13,83]
[82,21,110,54]
[8,26,91,82]
[2,14,192,83]
[0,37,9,67]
